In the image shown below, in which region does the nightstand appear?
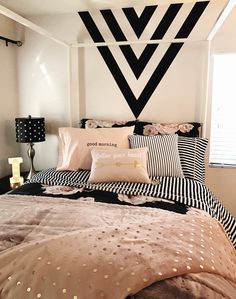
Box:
[0,173,27,194]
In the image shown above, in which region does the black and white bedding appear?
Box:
[10,167,236,249]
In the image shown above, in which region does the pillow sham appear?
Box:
[178,136,208,184]
[134,121,201,137]
[88,147,150,184]
[57,126,134,171]
[128,134,184,178]
[80,118,137,129]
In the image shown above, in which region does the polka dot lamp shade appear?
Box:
[15,115,45,143]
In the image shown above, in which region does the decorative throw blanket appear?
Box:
[0,195,235,299]
[24,168,236,248]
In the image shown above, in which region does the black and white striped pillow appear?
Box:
[128,134,184,178]
[178,136,208,184]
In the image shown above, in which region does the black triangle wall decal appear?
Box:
[78,1,209,118]
[101,4,182,79]
[122,6,157,38]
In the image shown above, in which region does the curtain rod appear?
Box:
[0,36,22,47]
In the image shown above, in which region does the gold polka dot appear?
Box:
[82,263,87,267]
[104,275,109,279]
[108,262,113,265]
[56,266,61,270]
[120,267,124,271]
[143,278,148,282]
[52,282,56,286]
[211,266,215,270]
[16,281,21,286]
[131,272,135,276]
[116,282,120,286]
[62,289,67,293]
[47,261,51,265]
[27,287,31,292]
[174,259,178,263]
[7,276,12,281]
[200,257,204,261]
[93,268,98,273]
[37,257,42,260]
[37,293,42,298]
[158,272,163,276]
[127,287,132,292]
[187,265,191,270]
[187,257,192,261]
[172,268,177,272]
[200,265,204,269]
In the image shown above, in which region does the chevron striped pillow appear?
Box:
[128,134,184,178]
[178,137,208,184]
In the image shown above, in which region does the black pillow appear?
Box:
[134,121,201,137]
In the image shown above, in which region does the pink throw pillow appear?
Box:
[88,147,150,184]
[57,126,134,171]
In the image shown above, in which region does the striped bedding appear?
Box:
[26,168,236,249]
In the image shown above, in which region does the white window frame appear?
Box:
[209,53,236,168]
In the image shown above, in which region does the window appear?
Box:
[209,54,236,167]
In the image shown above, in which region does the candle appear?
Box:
[8,157,24,188]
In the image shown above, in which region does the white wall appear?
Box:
[17,28,69,171]
[0,15,20,178]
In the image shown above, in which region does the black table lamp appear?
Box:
[15,115,45,180]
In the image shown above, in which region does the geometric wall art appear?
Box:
[78,1,209,118]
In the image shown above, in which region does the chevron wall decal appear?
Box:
[78,1,209,118]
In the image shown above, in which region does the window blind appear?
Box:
[209,54,236,167]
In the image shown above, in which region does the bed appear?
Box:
[0,119,235,299]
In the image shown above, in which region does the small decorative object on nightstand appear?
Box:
[15,115,45,180]
[8,157,24,189]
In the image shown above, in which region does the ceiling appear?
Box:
[0,0,164,16]
[0,0,219,16]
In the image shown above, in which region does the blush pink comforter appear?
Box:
[0,195,235,299]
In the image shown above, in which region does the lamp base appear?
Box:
[27,143,37,180]
[26,166,37,180]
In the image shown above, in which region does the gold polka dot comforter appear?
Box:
[0,195,235,299]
